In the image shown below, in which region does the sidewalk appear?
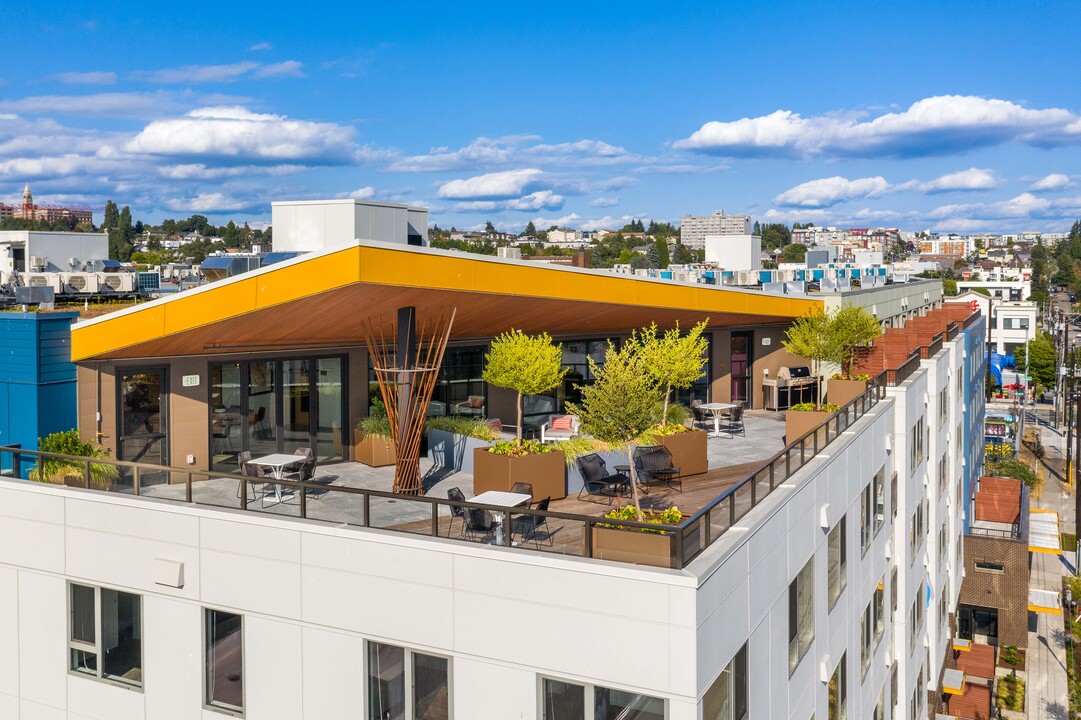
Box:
[1026,422,1071,720]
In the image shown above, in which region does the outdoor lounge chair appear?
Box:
[575,453,630,504]
[632,445,682,494]
[540,414,580,443]
[235,450,270,502]
[690,400,711,430]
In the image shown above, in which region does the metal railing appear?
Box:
[919,333,943,359]
[674,375,887,567]
[887,352,921,386]
[945,322,958,342]
[0,375,891,571]
[967,524,1022,541]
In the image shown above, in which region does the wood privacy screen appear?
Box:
[363,307,456,495]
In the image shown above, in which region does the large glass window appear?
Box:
[367,641,450,720]
[730,332,752,407]
[541,678,666,720]
[69,583,142,687]
[524,338,616,421]
[827,652,846,720]
[827,517,846,609]
[205,609,243,712]
[873,466,885,535]
[118,368,168,467]
[704,643,748,720]
[674,332,712,408]
[860,484,872,554]
[210,356,345,471]
[431,346,487,418]
[788,557,815,673]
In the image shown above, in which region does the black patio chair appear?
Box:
[690,400,711,430]
[512,496,553,548]
[235,450,270,502]
[632,445,682,494]
[463,507,498,543]
[575,453,630,504]
[509,481,534,505]
[724,405,746,437]
[447,487,468,537]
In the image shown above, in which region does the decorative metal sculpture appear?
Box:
[362,307,456,495]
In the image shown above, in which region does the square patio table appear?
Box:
[698,402,737,437]
[248,453,305,505]
[471,490,532,545]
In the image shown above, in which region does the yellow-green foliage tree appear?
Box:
[483,330,567,441]
[634,320,709,424]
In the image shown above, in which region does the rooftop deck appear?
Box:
[0,382,886,570]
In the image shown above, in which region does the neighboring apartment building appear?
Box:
[948,291,1037,358]
[0,227,982,719]
[679,211,752,249]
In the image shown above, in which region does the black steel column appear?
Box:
[396,306,417,446]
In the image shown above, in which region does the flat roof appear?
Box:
[72,240,824,361]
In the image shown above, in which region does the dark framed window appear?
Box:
[118,366,169,468]
[704,643,748,720]
[367,641,450,720]
[205,609,243,713]
[69,583,142,687]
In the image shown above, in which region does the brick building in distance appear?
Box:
[0,184,93,225]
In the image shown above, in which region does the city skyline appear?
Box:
[1,1,1079,234]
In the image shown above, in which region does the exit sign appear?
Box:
[182,375,200,387]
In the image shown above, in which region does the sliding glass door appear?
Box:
[118,368,168,466]
[209,356,346,472]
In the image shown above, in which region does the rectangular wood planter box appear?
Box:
[587,525,674,568]
[658,429,708,477]
[473,448,567,500]
[355,429,395,467]
[784,410,834,446]
[826,379,867,407]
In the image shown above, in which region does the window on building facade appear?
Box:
[938,453,948,493]
[891,471,898,520]
[703,643,748,720]
[909,582,926,651]
[939,521,949,564]
[861,603,873,678]
[69,583,142,687]
[541,677,666,720]
[874,576,885,649]
[828,517,847,609]
[891,567,898,618]
[873,685,885,720]
[909,502,925,563]
[789,557,815,673]
[827,652,847,720]
[873,466,885,535]
[205,609,243,713]
[939,387,949,427]
[910,666,924,720]
[974,560,1005,574]
[860,484,872,554]
[909,417,925,474]
[368,641,451,720]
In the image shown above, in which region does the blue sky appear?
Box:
[2,1,1081,234]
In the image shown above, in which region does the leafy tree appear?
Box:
[633,320,709,422]
[485,221,496,234]
[671,241,693,265]
[655,237,670,269]
[942,278,958,296]
[568,337,666,521]
[781,243,807,263]
[782,306,881,380]
[782,310,835,380]
[102,200,119,230]
[1014,332,1057,389]
[831,306,882,379]
[630,254,652,270]
[523,220,537,238]
[760,223,792,251]
[483,331,567,441]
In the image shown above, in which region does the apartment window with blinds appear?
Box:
[827,652,846,720]
[873,466,885,535]
[874,576,885,649]
[910,417,925,474]
[861,603,873,677]
[69,583,142,688]
[703,643,748,720]
[828,518,847,610]
[788,557,815,673]
[890,471,898,520]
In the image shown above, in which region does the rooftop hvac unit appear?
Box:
[30,256,47,271]
[22,273,62,294]
[61,273,99,294]
[100,273,136,293]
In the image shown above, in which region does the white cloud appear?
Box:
[158,163,304,180]
[915,167,997,193]
[591,196,619,207]
[55,71,117,85]
[437,168,545,199]
[773,176,891,208]
[165,192,251,212]
[675,95,1081,158]
[248,42,273,51]
[505,190,563,210]
[337,186,375,199]
[252,61,305,79]
[133,62,260,84]
[390,135,637,172]
[0,91,180,118]
[125,106,357,164]
[1032,173,1072,191]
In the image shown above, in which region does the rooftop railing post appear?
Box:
[134,466,141,496]
[431,501,440,537]
[751,471,758,506]
[363,493,371,527]
[300,484,308,519]
[584,520,594,558]
[769,461,776,491]
[729,493,736,526]
[185,472,192,503]
[83,459,91,489]
[672,527,683,570]
[240,473,248,509]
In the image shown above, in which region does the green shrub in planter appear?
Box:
[424,416,499,441]
[31,430,119,488]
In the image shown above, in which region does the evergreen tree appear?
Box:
[102,200,119,230]
[485,220,497,234]
[524,220,537,237]
[655,237,670,268]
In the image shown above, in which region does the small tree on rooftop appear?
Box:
[782,308,834,380]
[634,319,709,424]
[831,305,882,379]
[568,335,666,522]
[483,330,567,441]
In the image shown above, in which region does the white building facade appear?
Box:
[270,199,428,253]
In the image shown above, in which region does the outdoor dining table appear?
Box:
[470,490,533,545]
[698,402,737,438]
[248,453,304,505]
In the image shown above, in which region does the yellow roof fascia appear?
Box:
[72,241,823,361]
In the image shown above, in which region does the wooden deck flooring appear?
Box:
[385,458,778,560]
